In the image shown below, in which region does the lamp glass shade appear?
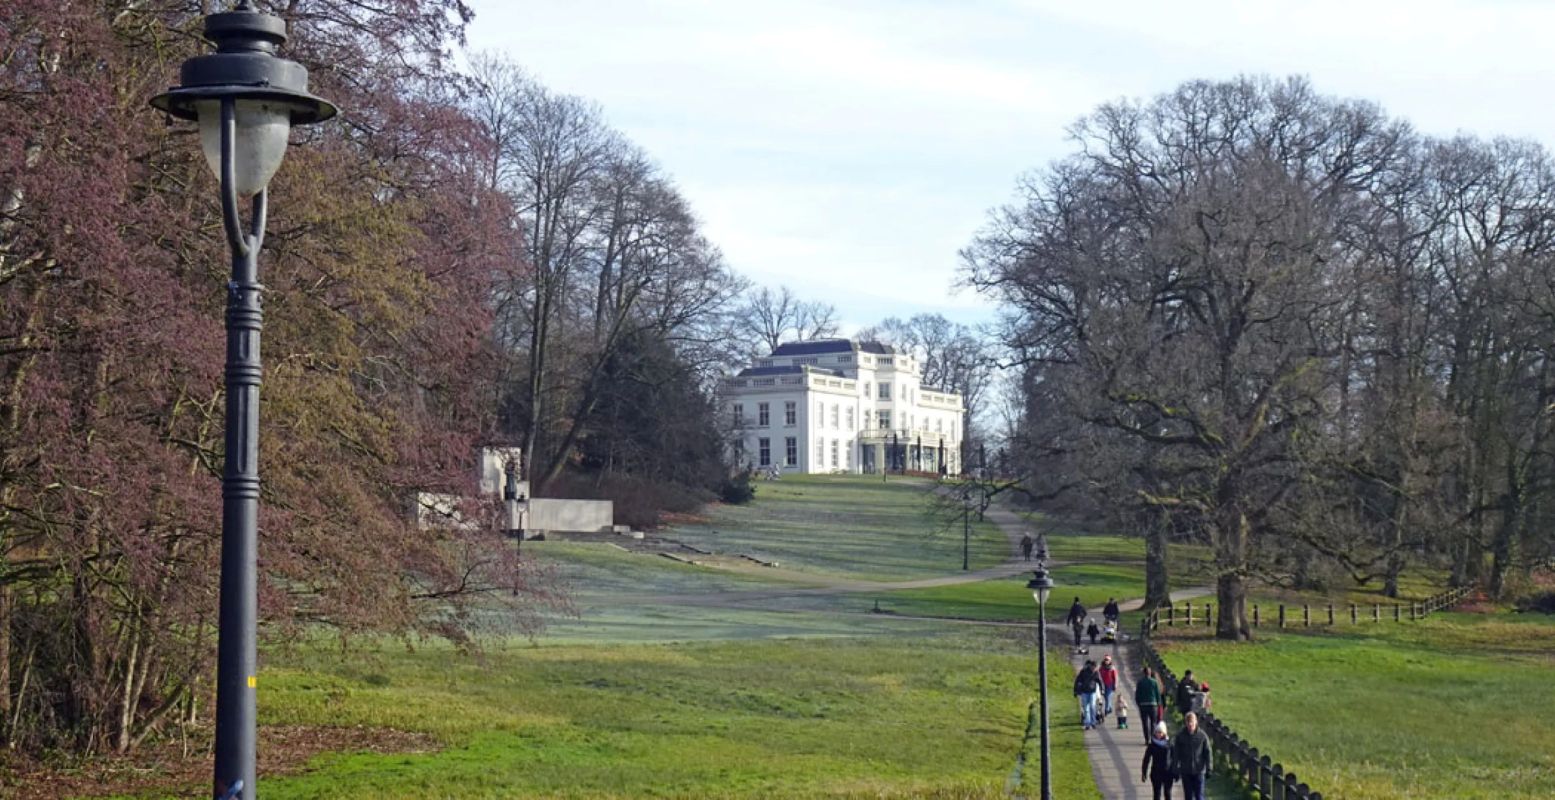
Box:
[1031,586,1051,606]
[196,98,292,196]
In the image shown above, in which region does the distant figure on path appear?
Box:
[1098,654,1118,716]
[1103,597,1121,624]
[1074,659,1101,730]
[1066,597,1086,647]
[1020,533,1034,561]
[1171,712,1212,800]
[1141,720,1175,800]
[1135,667,1164,743]
[1175,669,1201,716]
[1086,618,1101,645]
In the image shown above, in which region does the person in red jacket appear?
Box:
[1098,655,1119,717]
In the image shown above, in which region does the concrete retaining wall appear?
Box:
[527,498,613,533]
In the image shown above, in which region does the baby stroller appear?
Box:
[1102,619,1119,644]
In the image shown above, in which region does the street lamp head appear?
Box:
[151,3,337,196]
[1026,567,1054,606]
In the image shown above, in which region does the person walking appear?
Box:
[1175,669,1201,717]
[1066,597,1086,647]
[1086,618,1101,645]
[1141,720,1175,800]
[1134,667,1163,743]
[1098,655,1119,716]
[1171,712,1212,800]
[1103,596,1121,625]
[1020,533,1034,561]
[1073,659,1101,730]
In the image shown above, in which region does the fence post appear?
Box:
[1349,603,1357,624]
[1373,603,1379,623]
[1393,603,1400,621]
[1303,604,1310,627]
[1285,771,1300,799]
[1206,603,1214,627]
[1279,604,1286,628]
[1272,764,1286,800]
[1168,604,1175,627]
[1259,755,1273,798]
[1410,603,1418,621]
[1253,604,1260,627]
[1326,603,1334,625]
[1187,602,1194,626]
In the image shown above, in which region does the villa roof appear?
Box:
[770,339,897,356]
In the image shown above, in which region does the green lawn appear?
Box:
[1152,612,1555,799]
[873,564,1147,623]
[240,632,1097,799]
[660,475,1008,580]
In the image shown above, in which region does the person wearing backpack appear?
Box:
[1073,659,1101,730]
[1175,669,1201,716]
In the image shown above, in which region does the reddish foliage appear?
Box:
[0,0,537,755]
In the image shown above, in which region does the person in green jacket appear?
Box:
[1171,712,1212,800]
[1134,666,1163,743]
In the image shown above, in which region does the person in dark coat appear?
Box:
[1175,669,1201,716]
[1066,597,1086,646]
[1171,712,1212,800]
[1103,597,1121,624]
[1086,618,1101,645]
[1073,659,1101,730]
[1140,720,1175,800]
[1020,533,1034,561]
[1134,667,1164,743]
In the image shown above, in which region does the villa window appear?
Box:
[878,410,891,429]
[878,383,890,400]
[817,401,824,425]
[758,437,771,466]
[785,437,797,466]
[785,401,797,426]
[816,437,825,465]
[830,439,839,468]
[733,403,744,426]
[830,404,839,428]
[846,407,854,430]
[758,402,770,427]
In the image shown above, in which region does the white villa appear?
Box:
[723,339,965,475]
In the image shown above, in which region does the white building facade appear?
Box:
[723,339,964,475]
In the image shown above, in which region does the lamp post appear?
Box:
[151,5,335,799]
[961,491,971,571]
[1027,557,1055,800]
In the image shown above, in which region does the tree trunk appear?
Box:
[1214,508,1252,641]
[1143,512,1171,613]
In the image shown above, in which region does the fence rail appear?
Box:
[1138,583,1472,800]
[1146,586,1474,633]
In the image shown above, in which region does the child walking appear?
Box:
[1116,696,1129,729]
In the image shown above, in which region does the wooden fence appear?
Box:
[1146,586,1474,633]
[1137,583,1472,800]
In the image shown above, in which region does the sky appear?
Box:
[464,0,1555,335]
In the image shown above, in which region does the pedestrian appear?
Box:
[1073,659,1101,730]
[1020,532,1034,561]
[1098,655,1118,716]
[1171,712,1212,800]
[1135,667,1163,743]
[1066,597,1086,647]
[1104,596,1121,624]
[1141,720,1175,800]
[1086,618,1100,645]
[1115,695,1129,730]
[1199,682,1212,712]
[1175,669,1201,716]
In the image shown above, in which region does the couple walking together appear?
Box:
[1135,665,1212,800]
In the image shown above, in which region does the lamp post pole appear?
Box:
[961,492,970,571]
[151,5,335,798]
[1028,561,1055,800]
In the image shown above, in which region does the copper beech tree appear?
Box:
[0,0,541,752]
